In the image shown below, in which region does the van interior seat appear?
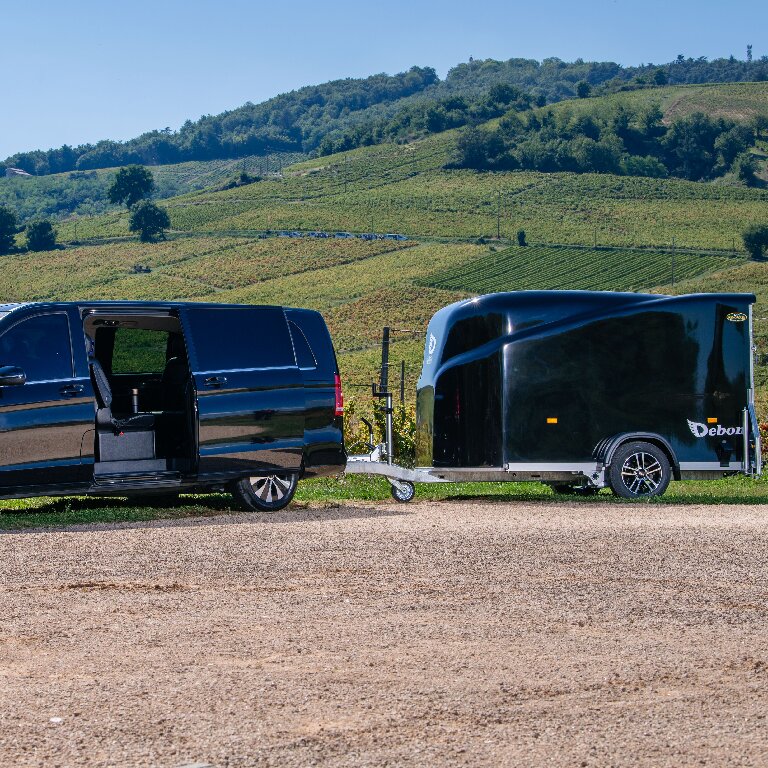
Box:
[90,357,156,432]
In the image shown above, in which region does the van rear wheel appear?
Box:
[608,441,671,499]
[232,473,298,512]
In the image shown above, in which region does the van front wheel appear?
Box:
[608,441,671,499]
[232,473,298,511]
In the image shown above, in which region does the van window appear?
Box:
[112,328,169,374]
[185,306,295,371]
[288,320,316,369]
[0,313,73,382]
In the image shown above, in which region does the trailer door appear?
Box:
[180,306,305,476]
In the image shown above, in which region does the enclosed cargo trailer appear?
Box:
[346,291,761,500]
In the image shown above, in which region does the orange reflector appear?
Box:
[707,417,717,424]
[546,417,558,424]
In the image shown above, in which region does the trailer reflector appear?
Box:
[546,417,558,424]
[707,417,717,423]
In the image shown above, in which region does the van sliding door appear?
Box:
[180,306,305,476]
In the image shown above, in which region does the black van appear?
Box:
[0,301,345,510]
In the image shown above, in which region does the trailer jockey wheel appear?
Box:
[390,479,415,503]
[231,473,298,511]
[608,441,671,499]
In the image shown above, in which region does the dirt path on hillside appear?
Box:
[1,501,767,767]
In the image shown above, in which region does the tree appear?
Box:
[108,165,155,208]
[753,114,768,140]
[517,229,527,246]
[26,220,57,251]
[653,68,668,86]
[129,201,170,242]
[742,224,768,259]
[576,81,592,98]
[0,205,19,254]
[735,152,759,187]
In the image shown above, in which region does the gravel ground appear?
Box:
[1,500,768,768]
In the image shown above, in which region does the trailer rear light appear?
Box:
[334,373,344,416]
[546,417,558,424]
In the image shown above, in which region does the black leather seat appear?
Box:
[90,358,156,432]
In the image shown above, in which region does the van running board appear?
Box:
[94,470,181,486]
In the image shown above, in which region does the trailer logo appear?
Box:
[687,419,743,438]
[426,333,438,364]
[725,312,748,322]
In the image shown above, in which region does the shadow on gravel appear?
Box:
[0,495,410,534]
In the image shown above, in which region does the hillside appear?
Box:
[0,151,303,224]
[6,55,768,178]
[539,81,768,124]
[2,130,766,406]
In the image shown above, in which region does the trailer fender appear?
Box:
[594,433,680,481]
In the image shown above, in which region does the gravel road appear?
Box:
[1,500,767,767]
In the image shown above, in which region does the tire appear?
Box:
[390,480,415,503]
[231,473,298,512]
[608,441,671,499]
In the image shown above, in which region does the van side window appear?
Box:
[112,329,169,374]
[0,313,73,382]
[185,307,295,370]
[288,321,317,369]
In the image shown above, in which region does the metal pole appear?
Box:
[379,327,390,394]
[400,360,405,405]
[385,392,394,465]
[496,190,501,239]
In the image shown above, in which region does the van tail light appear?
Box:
[334,373,344,417]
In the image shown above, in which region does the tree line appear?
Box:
[452,105,766,183]
[4,54,768,176]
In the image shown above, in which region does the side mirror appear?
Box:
[0,366,26,386]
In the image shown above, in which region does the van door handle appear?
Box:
[60,384,84,397]
[204,376,228,388]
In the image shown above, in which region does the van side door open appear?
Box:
[180,305,305,476]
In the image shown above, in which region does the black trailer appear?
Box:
[346,291,762,499]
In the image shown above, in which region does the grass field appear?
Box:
[545,81,768,124]
[421,243,741,293]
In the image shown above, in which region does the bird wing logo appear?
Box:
[428,333,437,355]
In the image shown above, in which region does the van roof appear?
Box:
[0,301,287,313]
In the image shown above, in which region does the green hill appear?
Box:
[2,82,768,409]
[542,81,768,124]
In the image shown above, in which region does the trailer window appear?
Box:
[441,313,503,364]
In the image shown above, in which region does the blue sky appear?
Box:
[1,0,766,159]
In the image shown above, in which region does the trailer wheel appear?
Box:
[390,480,415,503]
[608,441,671,499]
[231,473,298,511]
